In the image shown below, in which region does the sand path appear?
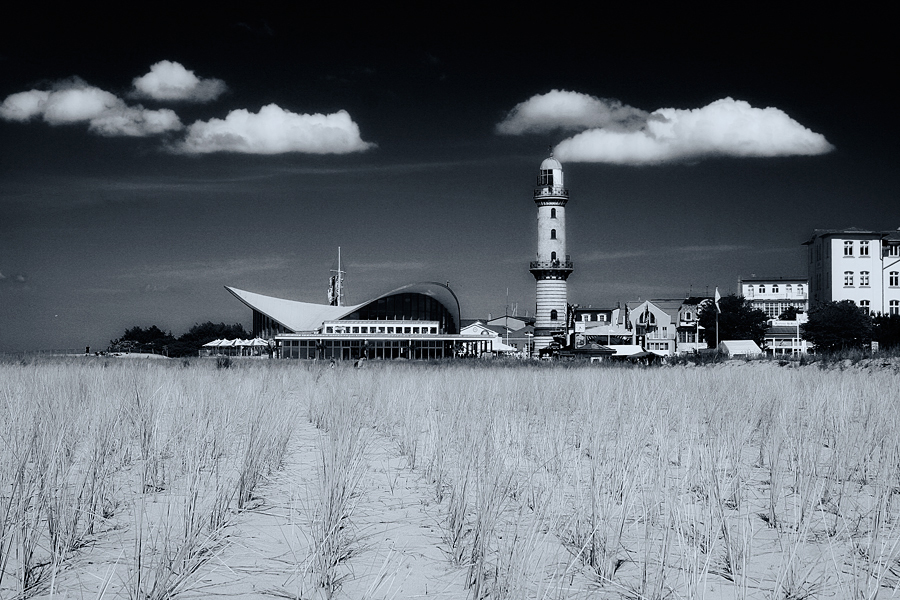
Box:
[183,414,468,599]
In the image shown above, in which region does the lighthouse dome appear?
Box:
[540,156,562,170]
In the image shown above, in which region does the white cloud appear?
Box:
[554,97,833,164]
[0,78,182,137]
[132,61,227,102]
[496,89,651,135]
[89,107,182,137]
[177,104,374,154]
[41,84,122,123]
[0,90,50,121]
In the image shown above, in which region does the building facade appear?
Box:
[529,155,573,353]
[739,277,809,319]
[804,228,900,315]
[226,282,495,360]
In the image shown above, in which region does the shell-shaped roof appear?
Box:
[225,282,461,334]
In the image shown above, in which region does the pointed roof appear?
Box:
[226,286,364,332]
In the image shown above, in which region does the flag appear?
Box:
[715,287,721,313]
[328,276,337,305]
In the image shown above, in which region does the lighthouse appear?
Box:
[529,154,573,354]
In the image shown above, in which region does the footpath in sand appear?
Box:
[185,414,470,599]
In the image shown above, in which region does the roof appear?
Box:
[226,287,363,332]
[766,326,801,336]
[718,340,763,355]
[226,281,461,334]
[803,228,900,245]
[683,297,713,306]
[540,156,562,170]
[630,299,684,321]
[740,276,807,283]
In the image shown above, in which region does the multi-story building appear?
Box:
[804,228,900,315]
[740,277,809,319]
[627,298,712,355]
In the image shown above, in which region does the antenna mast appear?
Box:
[328,247,345,306]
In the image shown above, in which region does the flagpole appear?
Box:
[714,287,721,350]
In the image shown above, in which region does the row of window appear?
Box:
[747,283,804,294]
[843,240,900,257]
[577,313,610,322]
[843,271,899,287]
[323,325,439,334]
[813,241,900,263]
[844,240,870,256]
[281,338,454,360]
[859,300,900,315]
[759,301,807,319]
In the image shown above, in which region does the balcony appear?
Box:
[533,186,568,199]
[530,259,574,271]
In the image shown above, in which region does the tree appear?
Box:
[169,322,250,357]
[698,294,769,348]
[109,321,250,357]
[778,306,801,320]
[109,325,174,354]
[801,300,873,352]
[873,313,900,350]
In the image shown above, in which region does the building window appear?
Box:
[860,241,870,256]
[889,245,900,257]
[844,271,854,286]
[759,285,766,294]
[772,284,779,293]
[844,241,853,256]
[785,284,792,294]
[550,229,556,240]
[550,208,556,218]
[747,285,754,295]
[891,300,900,315]
[550,309,558,321]
[797,284,804,294]
[860,300,870,315]
[860,271,869,286]
[891,271,899,287]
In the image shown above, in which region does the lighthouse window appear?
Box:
[539,169,554,186]
[550,229,556,240]
[551,251,557,261]
[550,208,556,218]
[550,309,558,321]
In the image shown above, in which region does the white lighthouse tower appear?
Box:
[530,154,573,354]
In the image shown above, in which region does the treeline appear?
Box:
[697,295,900,352]
[801,300,900,352]
[108,322,250,357]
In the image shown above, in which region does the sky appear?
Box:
[1,8,897,352]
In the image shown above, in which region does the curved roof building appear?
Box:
[226,282,477,360]
[227,282,460,336]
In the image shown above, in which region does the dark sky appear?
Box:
[1,8,897,351]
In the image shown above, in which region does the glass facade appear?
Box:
[343,292,458,334]
[281,338,455,360]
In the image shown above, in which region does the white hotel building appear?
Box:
[804,228,900,315]
[739,277,808,318]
